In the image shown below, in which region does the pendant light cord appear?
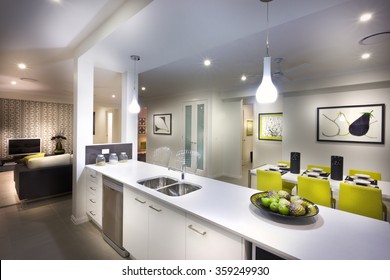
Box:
[133,59,137,95]
[266,2,269,57]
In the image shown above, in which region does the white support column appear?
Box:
[71,56,94,225]
[121,70,138,159]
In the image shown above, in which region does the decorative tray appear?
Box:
[250,191,319,219]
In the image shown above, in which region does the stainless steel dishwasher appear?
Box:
[102,176,129,258]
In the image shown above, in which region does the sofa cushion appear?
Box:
[27,154,71,169]
[20,153,45,164]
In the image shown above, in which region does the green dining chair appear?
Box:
[278,160,295,193]
[297,175,335,208]
[338,182,386,221]
[348,169,382,181]
[256,169,282,192]
[306,164,331,174]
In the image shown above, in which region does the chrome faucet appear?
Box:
[168,164,186,181]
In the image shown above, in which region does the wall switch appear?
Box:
[102,149,110,154]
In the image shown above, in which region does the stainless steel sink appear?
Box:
[157,182,202,196]
[137,176,178,189]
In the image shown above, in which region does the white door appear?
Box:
[183,100,207,176]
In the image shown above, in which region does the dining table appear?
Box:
[248,164,390,202]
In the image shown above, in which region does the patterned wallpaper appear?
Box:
[0,98,73,159]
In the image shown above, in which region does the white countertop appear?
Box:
[87,160,390,260]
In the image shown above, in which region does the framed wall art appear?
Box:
[258,113,283,141]
[317,104,385,144]
[246,120,253,136]
[153,113,172,135]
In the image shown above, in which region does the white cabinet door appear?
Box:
[186,214,244,260]
[123,188,149,260]
[86,169,102,227]
[148,199,186,260]
[123,187,186,260]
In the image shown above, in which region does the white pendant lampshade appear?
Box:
[129,94,140,113]
[129,55,141,114]
[256,56,278,103]
[256,0,278,104]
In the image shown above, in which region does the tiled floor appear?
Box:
[0,194,124,260]
[216,162,254,188]
[0,171,20,208]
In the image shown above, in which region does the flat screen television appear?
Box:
[8,138,41,157]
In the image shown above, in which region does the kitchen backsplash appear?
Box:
[0,98,73,159]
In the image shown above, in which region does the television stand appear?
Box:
[0,158,18,172]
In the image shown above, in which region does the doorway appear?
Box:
[183,100,207,175]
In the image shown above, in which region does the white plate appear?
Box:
[353,179,371,185]
[355,173,370,179]
[311,168,323,172]
[306,172,319,178]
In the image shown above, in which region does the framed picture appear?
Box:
[153,113,172,135]
[246,120,253,136]
[258,113,283,141]
[317,104,385,144]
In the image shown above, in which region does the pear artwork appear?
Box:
[348,110,373,136]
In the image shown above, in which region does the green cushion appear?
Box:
[21,153,45,164]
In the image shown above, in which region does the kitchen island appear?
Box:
[86,160,390,260]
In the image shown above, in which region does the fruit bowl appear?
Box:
[250,191,319,219]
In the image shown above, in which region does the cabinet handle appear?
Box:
[188,224,207,236]
[89,186,96,191]
[149,205,162,212]
[90,174,97,179]
[89,211,96,216]
[135,198,146,204]
[89,199,96,203]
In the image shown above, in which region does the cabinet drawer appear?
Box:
[186,214,244,260]
[87,181,98,195]
[87,169,98,183]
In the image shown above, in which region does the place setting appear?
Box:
[344,174,379,188]
[301,168,330,180]
[266,163,290,175]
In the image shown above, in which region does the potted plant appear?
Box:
[51,130,67,155]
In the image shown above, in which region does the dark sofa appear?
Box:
[14,163,72,200]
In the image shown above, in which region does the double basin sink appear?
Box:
[136,176,201,196]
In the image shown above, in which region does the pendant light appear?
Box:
[256,0,278,104]
[129,55,141,114]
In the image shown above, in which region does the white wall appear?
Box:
[221,99,243,178]
[145,91,232,178]
[253,98,284,168]
[242,104,254,164]
[283,86,390,180]
[93,105,121,144]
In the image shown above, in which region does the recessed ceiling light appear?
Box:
[18,63,27,69]
[361,53,371,59]
[141,87,146,91]
[241,75,247,81]
[204,59,211,66]
[11,81,17,85]
[112,94,116,98]
[360,13,372,22]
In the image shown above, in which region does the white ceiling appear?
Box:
[1,0,389,106]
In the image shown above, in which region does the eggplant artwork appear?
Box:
[348,110,373,136]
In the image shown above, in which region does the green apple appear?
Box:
[278,204,289,216]
[261,197,271,208]
[270,202,279,212]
